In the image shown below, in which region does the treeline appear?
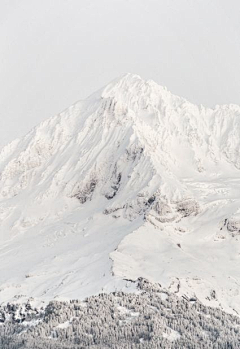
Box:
[0,278,240,348]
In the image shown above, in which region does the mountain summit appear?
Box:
[0,74,240,313]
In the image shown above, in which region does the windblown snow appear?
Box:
[1,74,240,315]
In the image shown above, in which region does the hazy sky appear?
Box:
[1,0,240,147]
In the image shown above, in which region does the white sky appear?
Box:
[1,0,240,147]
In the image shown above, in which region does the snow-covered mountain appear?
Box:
[1,74,240,314]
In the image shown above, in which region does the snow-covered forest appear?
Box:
[1,279,240,348]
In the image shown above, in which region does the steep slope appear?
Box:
[0,74,240,314]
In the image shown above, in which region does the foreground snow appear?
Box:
[0,74,240,315]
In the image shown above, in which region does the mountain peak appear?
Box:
[87,73,183,116]
[88,73,166,100]
[101,73,166,96]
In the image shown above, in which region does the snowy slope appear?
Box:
[1,74,240,314]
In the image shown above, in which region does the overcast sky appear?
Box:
[1,0,240,148]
